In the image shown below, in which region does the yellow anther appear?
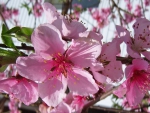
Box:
[44,60,47,63]
[58,52,62,56]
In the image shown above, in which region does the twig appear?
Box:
[81,86,119,113]
[0,6,9,29]
[0,97,7,113]
[0,43,34,50]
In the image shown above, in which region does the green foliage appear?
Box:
[21,3,32,15]
[0,48,20,66]
[15,27,33,43]
[1,25,33,43]
[1,24,17,51]
[0,65,8,72]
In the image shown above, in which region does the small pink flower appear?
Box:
[116,18,150,60]
[33,3,43,17]
[0,65,38,105]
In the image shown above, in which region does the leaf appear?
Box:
[0,65,8,72]
[6,26,21,34]
[1,24,18,51]
[21,27,33,36]
[15,27,33,43]
[0,48,20,66]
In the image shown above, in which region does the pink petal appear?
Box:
[100,38,122,61]
[116,25,130,42]
[11,78,38,105]
[126,79,145,106]
[42,2,62,23]
[52,18,87,39]
[102,61,123,82]
[113,81,127,98]
[125,65,134,79]
[67,38,101,67]
[132,59,148,70]
[127,46,141,58]
[38,77,67,107]
[142,51,150,60]
[0,78,17,93]
[31,23,67,58]
[93,72,107,84]
[67,67,99,95]
[133,18,150,48]
[79,31,103,44]
[16,54,53,82]
[50,102,71,113]
[0,73,5,80]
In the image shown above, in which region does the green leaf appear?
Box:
[14,27,33,43]
[6,26,21,34]
[0,48,20,66]
[0,65,8,72]
[21,27,33,36]
[1,24,18,51]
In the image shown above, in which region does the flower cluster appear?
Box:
[1,2,150,113]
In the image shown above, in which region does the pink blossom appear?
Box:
[8,95,21,113]
[116,18,150,60]
[16,23,100,107]
[125,59,150,106]
[64,93,88,113]
[91,8,110,28]
[42,2,87,40]
[50,102,71,113]
[0,65,38,105]
[33,3,43,17]
[12,9,19,16]
[144,0,150,6]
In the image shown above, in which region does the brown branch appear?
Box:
[81,86,119,113]
[0,97,7,113]
[0,6,9,29]
[0,43,34,50]
[90,106,144,113]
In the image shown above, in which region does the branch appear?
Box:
[81,86,119,113]
[0,43,34,51]
[0,6,9,29]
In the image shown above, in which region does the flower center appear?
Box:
[51,53,72,78]
[130,70,150,92]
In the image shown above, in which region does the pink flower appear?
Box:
[12,9,19,16]
[64,93,88,113]
[116,18,150,60]
[50,102,71,113]
[125,59,150,106]
[33,3,43,17]
[16,23,100,107]
[0,65,38,105]
[42,2,87,40]
[8,95,21,113]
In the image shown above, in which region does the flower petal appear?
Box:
[52,18,87,40]
[50,102,71,113]
[67,67,99,95]
[16,54,53,82]
[11,78,38,105]
[42,2,62,23]
[0,78,17,93]
[31,23,67,58]
[126,79,145,106]
[67,38,101,67]
[102,61,123,82]
[38,77,67,107]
